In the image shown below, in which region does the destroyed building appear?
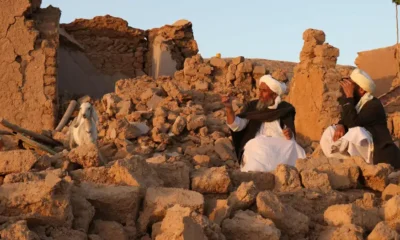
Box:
[1,1,400,240]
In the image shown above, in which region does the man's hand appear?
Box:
[283,128,292,140]
[340,79,355,98]
[221,95,232,109]
[333,124,345,141]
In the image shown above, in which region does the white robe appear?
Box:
[320,125,374,163]
[228,116,306,172]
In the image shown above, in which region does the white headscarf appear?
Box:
[350,68,375,113]
[259,75,287,109]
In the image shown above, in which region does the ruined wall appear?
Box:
[0,0,60,132]
[62,15,147,78]
[146,19,199,78]
[286,29,343,147]
[355,45,397,96]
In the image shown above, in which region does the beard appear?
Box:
[256,98,274,111]
[353,90,361,104]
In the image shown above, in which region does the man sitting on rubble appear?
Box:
[320,68,400,169]
[222,74,306,172]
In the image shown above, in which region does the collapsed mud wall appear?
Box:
[0,0,60,132]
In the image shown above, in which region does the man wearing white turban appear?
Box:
[222,75,306,172]
[320,68,400,168]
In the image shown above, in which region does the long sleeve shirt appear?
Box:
[227,116,286,139]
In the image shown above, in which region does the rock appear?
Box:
[147,94,164,109]
[210,57,227,69]
[318,224,364,240]
[252,65,266,75]
[3,168,65,184]
[71,194,95,233]
[73,182,141,225]
[193,155,210,167]
[256,191,310,236]
[88,234,102,240]
[0,176,73,227]
[214,138,236,161]
[300,169,332,192]
[109,156,163,188]
[146,155,167,164]
[230,171,275,191]
[381,195,400,222]
[271,69,288,82]
[150,162,190,189]
[205,198,230,225]
[367,221,400,240]
[187,115,206,131]
[48,227,87,240]
[274,164,302,192]
[137,187,204,233]
[227,181,259,213]
[296,158,360,190]
[360,163,392,191]
[191,166,231,194]
[171,116,187,135]
[237,61,252,73]
[382,184,400,201]
[70,167,111,184]
[0,220,40,240]
[232,56,244,65]
[130,122,150,136]
[222,210,281,240]
[0,150,38,174]
[92,220,129,240]
[152,222,162,239]
[155,205,207,240]
[195,81,209,91]
[324,204,381,231]
[68,143,103,168]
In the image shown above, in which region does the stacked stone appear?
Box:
[287,29,343,147]
[62,15,148,77]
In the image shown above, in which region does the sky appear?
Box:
[42,0,397,66]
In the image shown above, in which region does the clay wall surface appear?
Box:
[355,45,398,96]
[0,0,60,132]
[286,29,343,147]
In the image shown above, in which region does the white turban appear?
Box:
[350,68,376,94]
[259,75,287,96]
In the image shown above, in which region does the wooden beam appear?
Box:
[14,133,57,155]
[0,118,62,146]
[55,100,77,131]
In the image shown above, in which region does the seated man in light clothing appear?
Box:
[320,68,400,169]
[222,75,306,172]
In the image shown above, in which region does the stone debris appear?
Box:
[0,4,397,238]
[191,166,231,194]
[367,221,400,240]
[257,191,310,237]
[222,210,281,240]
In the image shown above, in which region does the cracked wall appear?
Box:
[0,0,60,132]
[286,29,343,147]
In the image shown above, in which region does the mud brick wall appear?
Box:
[0,0,60,132]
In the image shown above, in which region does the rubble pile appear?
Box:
[0,0,399,237]
[1,44,400,239]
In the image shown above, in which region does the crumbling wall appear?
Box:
[355,45,398,96]
[62,15,148,77]
[146,19,199,78]
[286,29,342,147]
[0,0,60,132]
